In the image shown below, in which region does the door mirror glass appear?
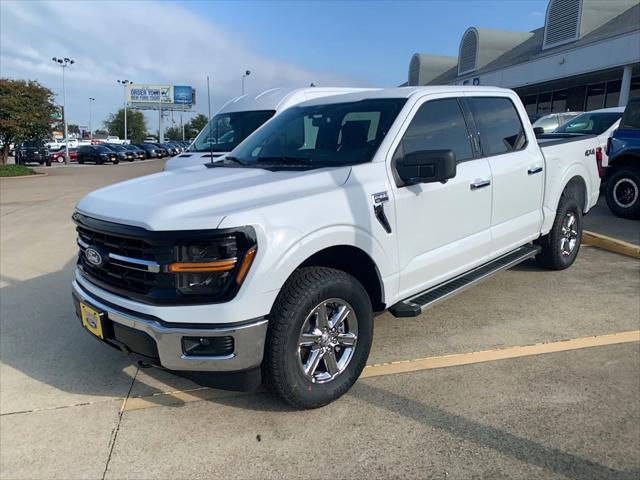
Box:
[396,149,457,185]
[533,126,545,136]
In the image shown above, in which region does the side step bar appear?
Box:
[389,244,541,318]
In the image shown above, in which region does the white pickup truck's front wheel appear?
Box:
[264,267,373,409]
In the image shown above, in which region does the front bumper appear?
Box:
[72,280,268,372]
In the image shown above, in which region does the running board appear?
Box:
[389,244,541,318]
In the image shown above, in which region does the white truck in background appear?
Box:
[164,87,369,171]
[105,136,130,145]
[72,87,602,409]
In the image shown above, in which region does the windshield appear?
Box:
[189,110,275,153]
[230,99,406,169]
[553,111,622,135]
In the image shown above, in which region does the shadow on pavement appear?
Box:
[353,382,639,480]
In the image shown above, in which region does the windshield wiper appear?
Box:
[256,156,313,166]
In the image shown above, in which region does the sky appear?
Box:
[1,0,549,135]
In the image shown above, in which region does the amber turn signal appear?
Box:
[235,246,257,285]
[168,258,237,273]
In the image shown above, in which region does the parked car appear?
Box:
[49,148,78,163]
[44,138,62,150]
[532,112,581,134]
[604,98,640,219]
[161,143,179,156]
[122,144,146,160]
[539,107,625,167]
[164,87,370,171]
[76,145,119,164]
[15,140,50,166]
[73,87,604,408]
[103,144,135,162]
[134,143,164,159]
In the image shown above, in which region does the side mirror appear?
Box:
[533,126,545,136]
[396,149,457,185]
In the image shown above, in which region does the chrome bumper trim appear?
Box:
[72,280,268,372]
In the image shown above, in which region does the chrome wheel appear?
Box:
[297,298,358,384]
[560,212,578,256]
[613,178,639,208]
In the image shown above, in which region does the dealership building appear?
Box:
[407,0,640,115]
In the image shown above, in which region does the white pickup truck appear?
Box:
[72,87,601,408]
[105,136,129,145]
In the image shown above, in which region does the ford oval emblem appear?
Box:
[85,247,105,268]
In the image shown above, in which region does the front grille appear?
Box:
[75,217,175,299]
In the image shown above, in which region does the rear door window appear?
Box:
[400,98,473,162]
[468,97,527,156]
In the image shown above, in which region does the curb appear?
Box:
[0,172,48,180]
[582,230,640,259]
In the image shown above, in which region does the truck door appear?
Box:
[465,95,544,257]
[390,96,493,299]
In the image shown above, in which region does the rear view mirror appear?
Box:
[396,149,456,186]
[533,127,545,136]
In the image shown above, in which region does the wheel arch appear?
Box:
[562,175,588,212]
[605,153,640,181]
[290,245,386,312]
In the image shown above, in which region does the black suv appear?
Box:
[77,145,119,165]
[16,140,50,166]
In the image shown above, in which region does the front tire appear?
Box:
[536,194,583,270]
[264,267,373,409]
[605,167,640,219]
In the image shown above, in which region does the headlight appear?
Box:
[168,230,257,298]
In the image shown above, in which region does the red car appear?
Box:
[49,148,78,163]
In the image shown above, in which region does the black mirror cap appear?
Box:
[533,126,545,136]
[396,149,457,186]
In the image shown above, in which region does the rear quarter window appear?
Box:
[468,97,527,156]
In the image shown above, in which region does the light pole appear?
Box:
[52,57,74,164]
[88,97,95,141]
[242,70,251,95]
[117,80,131,141]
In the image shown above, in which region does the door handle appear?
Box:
[470,179,491,190]
[528,166,543,175]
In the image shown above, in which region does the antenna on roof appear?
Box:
[207,75,214,165]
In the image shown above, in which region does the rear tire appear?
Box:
[605,167,640,219]
[536,194,583,270]
[264,267,373,409]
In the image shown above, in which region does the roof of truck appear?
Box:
[298,86,516,106]
[217,87,371,114]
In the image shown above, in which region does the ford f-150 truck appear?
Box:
[72,87,602,408]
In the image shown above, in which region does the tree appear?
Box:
[68,124,81,135]
[187,114,208,139]
[104,108,147,143]
[164,125,183,141]
[0,78,56,164]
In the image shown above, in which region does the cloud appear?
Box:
[0,0,359,133]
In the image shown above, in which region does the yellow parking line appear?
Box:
[582,230,640,259]
[360,330,640,379]
[122,331,639,412]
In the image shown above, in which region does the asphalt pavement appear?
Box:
[1,161,638,479]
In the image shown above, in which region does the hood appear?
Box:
[163,152,227,171]
[76,164,351,231]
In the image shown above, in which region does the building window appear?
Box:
[537,93,552,114]
[585,83,605,110]
[630,77,640,101]
[551,90,568,112]
[605,81,621,108]
[524,95,537,115]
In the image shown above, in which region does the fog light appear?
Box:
[181,336,234,357]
